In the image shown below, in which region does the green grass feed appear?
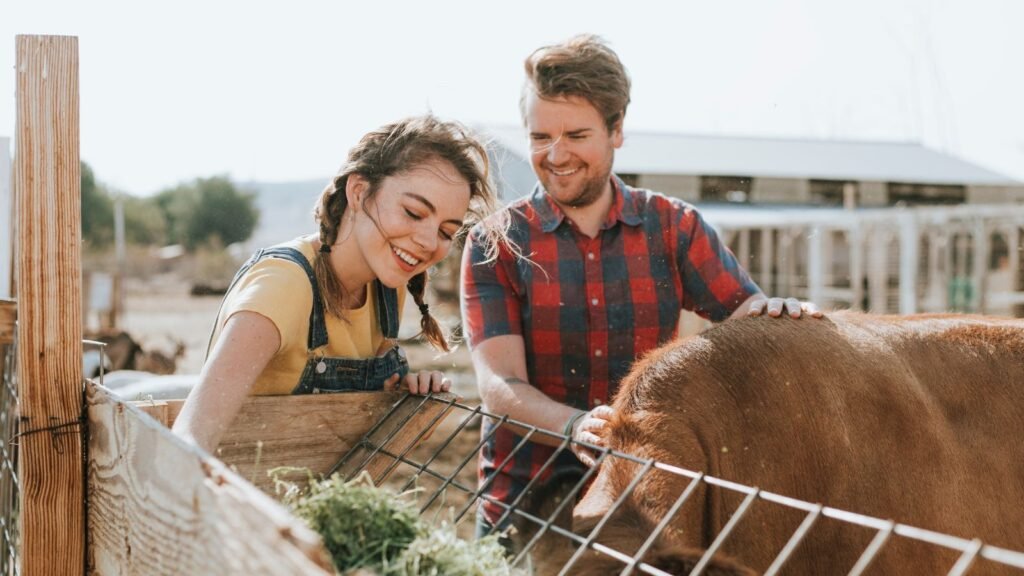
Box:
[276,469,519,576]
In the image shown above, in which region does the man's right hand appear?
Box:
[570,405,615,467]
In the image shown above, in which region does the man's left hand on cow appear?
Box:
[736,294,824,320]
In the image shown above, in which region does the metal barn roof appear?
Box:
[485,126,1018,186]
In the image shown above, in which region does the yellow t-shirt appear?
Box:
[209,236,406,395]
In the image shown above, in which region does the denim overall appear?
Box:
[213,246,409,394]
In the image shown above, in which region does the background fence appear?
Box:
[0,334,18,576]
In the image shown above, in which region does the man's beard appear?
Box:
[548,169,610,209]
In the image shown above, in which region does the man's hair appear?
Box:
[520,34,631,132]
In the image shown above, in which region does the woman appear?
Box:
[173,115,504,453]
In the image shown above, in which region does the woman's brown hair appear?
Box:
[313,115,506,351]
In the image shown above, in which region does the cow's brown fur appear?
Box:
[568,312,1024,574]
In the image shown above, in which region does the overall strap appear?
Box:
[204,246,328,359]
[258,247,328,351]
[374,280,401,340]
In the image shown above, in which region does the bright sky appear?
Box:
[3,0,1023,195]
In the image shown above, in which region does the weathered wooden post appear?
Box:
[14,35,85,575]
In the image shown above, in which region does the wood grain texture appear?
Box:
[88,382,334,575]
[0,300,14,345]
[133,391,456,492]
[14,35,84,576]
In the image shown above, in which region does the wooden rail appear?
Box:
[0,300,14,346]
[132,391,453,492]
[0,301,12,507]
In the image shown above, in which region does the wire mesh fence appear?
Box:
[333,393,1024,575]
[0,335,19,576]
[0,334,104,576]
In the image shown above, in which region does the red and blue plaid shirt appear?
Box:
[460,176,760,525]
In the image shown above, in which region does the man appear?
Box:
[460,34,821,538]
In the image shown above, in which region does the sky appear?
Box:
[3,0,1023,196]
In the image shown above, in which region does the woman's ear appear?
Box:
[345,173,368,212]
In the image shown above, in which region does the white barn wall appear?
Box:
[751,177,809,203]
[637,174,699,202]
[858,181,888,206]
[967,184,1024,204]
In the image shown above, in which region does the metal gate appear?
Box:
[331,393,1024,575]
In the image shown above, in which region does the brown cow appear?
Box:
[522,312,1024,574]
[515,468,757,575]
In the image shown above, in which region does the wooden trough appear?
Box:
[87,384,455,574]
[126,389,452,494]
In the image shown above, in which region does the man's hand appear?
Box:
[746,296,823,319]
[570,405,615,467]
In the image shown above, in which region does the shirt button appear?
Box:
[591,298,599,306]
[593,398,604,407]
[587,252,595,260]
[594,349,603,357]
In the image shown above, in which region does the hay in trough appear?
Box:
[275,469,516,575]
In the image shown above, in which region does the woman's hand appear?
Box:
[386,370,452,394]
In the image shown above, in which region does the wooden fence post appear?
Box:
[14,35,84,575]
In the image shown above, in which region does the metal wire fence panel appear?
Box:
[336,393,1024,575]
[0,337,19,576]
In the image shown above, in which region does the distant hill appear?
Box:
[239,178,328,249]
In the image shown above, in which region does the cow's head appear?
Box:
[566,407,756,575]
[513,442,755,575]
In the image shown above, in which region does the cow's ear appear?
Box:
[572,467,614,533]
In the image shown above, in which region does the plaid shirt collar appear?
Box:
[529,174,644,233]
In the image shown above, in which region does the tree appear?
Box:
[154,183,199,247]
[121,195,168,246]
[81,162,114,248]
[155,176,259,250]
[188,177,260,248]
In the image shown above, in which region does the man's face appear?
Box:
[523,91,623,209]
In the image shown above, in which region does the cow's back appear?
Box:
[599,312,1024,574]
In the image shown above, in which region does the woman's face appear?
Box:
[349,158,471,289]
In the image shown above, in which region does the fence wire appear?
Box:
[0,335,18,576]
[334,393,1024,575]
